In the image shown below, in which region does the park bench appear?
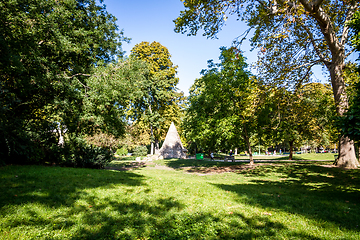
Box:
[224,156,235,162]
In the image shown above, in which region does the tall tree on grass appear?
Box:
[130,41,181,155]
[174,0,359,167]
[184,47,260,164]
[0,0,126,163]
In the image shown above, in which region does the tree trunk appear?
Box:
[150,124,154,155]
[154,138,159,154]
[334,136,358,168]
[243,126,254,165]
[149,103,155,155]
[328,61,359,168]
[289,140,294,160]
[299,0,359,168]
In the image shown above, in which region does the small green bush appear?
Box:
[60,137,113,169]
[132,145,148,157]
[116,147,128,156]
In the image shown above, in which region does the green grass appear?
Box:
[1,157,359,239]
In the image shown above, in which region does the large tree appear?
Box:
[174,0,359,168]
[184,47,259,164]
[130,41,182,155]
[0,0,126,163]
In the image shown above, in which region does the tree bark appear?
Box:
[243,126,254,165]
[289,140,294,160]
[154,138,159,154]
[334,136,358,168]
[149,103,154,155]
[150,124,154,155]
[328,60,358,168]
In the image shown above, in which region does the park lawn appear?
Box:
[1,158,359,239]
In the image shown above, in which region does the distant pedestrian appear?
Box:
[229,150,233,156]
[210,152,214,160]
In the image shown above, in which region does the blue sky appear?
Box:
[103,0,255,95]
[103,0,358,95]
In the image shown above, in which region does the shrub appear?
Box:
[116,147,128,156]
[60,137,113,169]
[132,145,148,157]
[85,132,120,151]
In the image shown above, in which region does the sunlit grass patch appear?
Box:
[1,160,360,239]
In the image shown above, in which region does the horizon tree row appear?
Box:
[182,47,338,163]
[0,0,183,167]
[174,0,360,167]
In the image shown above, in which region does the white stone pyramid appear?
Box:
[158,122,187,159]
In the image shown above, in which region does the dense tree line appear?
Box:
[0,1,181,167]
[175,0,359,168]
[183,47,335,161]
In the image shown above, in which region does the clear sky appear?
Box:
[102,0,358,95]
[102,0,255,95]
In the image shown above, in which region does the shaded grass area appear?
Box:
[1,160,360,239]
[232,152,336,161]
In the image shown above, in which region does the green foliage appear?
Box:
[174,0,360,165]
[85,132,120,151]
[129,41,184,151]
[339,81,360,143]
[258,83,336,158]
[339,10,360,143]
[76,59,149,138]
[0,0,127,164]
[132,145,148,157]
[174,1,356,89]
[60,137,113,169]
[350,10,360,54]
[183,47,258,157]
[116,147,128,156]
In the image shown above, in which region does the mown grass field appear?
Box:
[1,154,359,239]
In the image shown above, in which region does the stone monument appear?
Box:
[158,122,187,159]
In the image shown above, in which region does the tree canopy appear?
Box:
[130,41,183,154]
[174,0,359,168]
[184,47,259,163]
[0,0,128,165]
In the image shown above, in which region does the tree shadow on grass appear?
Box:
[213,164,360,232]
[0,165,146,210]
[0,164,340,239]
[68,205,290,239]
[159,158,245,169]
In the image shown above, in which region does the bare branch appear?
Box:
[295,61,318,89]
[299,0,344,57]
[301,23,329,64]
[345,48,355,59]
[290,59,322,71]
[64,73,92,79]
[63,72,92,90]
